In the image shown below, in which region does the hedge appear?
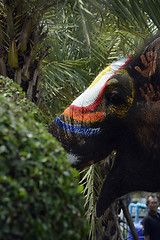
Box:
[0,76,44,123]
[0,82,88,239]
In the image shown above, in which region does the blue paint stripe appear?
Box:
[55,117,100,136]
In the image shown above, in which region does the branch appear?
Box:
[0,57,7,77]
[120,199,139,240]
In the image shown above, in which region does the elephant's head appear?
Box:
[48,35,160,217]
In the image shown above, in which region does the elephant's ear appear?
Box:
[129,36,160,88]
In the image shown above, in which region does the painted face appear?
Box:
[54,57,134,137]
[49,57,135,170]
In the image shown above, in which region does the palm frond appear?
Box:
[80,164,104,240]
[101,0,158,34]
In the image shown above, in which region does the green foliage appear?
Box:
[80,165,104,240]
[0,76,45,123]
[0,94,88,240]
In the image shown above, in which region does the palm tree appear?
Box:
[1,0,158,109]
[0,0,152,111]
[0,0,68,107]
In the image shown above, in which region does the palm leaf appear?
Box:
[80,164,104,240]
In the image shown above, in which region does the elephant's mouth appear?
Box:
[67,152,95,170]
[68,147,117,172]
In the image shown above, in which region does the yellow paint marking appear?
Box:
[89,66,112,89]
[109,79,135,118]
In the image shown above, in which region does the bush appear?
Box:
[0,76,45,123]
[0,94,88,240]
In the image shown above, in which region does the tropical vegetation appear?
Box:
[0,0,160,239]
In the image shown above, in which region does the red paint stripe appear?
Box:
[69,57,132,112]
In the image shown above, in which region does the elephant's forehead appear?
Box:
[70,57,132,112]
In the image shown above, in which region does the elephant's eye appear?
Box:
[106,90,124,105]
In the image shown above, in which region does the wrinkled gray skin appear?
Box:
[48,36,160,217]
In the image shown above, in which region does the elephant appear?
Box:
[48,34,160,217]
